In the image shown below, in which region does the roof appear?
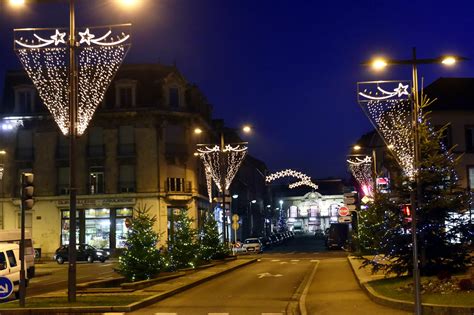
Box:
[424,78,474,111]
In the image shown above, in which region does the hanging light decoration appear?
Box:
[266,169,318,190]
[347,156,373,197]
[14,24,131,136]
[357,81,414,178]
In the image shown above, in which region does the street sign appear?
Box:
[361,196,372,204]
[346,205,357,211]
[232,214,239,222]
[344,197,356,204]
[0,277,13,300]
[338,206,350,216]
[338,216,352,223]
[232,222,239,230]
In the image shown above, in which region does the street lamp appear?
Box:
[364,48,467,315]
[11,0,132,303]
[248,199,256,236]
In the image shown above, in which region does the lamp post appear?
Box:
[9,0,136,303]
[194,125,251,244]
[366,49,466,315]
[248,199,256,236]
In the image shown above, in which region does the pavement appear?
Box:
[347,255,474,315]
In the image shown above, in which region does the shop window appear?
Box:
[468,167,474,190]
[60,210,79,246]
[169,87,179,108]
[115,208,133,248]
[14,87,35,114]
[17,212,32,229]
[85,208,110,249]
[57,167,69,195]
[89,166,105,194]
[119,165,135,193]
[167,177,185,192]
[118,125,135,156]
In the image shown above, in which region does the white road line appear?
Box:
[271,259,280,262]
[310,259,318,262]
[279,262,288,264]
[299,260,320,315]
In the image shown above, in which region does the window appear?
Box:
[89,166,105,194]
[0,253,6,270]
[88,127,104,157]
[169,87,179,108]
[468,167,474,190]
[14,87,35,113]
[6,250,17,267]
[57,135,69,159]
[167,177,185,192]
[118,125,135,156]
[17,212,33,229]
[58,167,69,195]
[115,208,133,248]
[17,130,34,160]
[465,126,474,152]
[115,81,136,108]
[85,208,110,248]
[119,165,135,192]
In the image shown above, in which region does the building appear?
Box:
[0,63,214,256]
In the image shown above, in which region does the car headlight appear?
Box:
[97,252,103,256]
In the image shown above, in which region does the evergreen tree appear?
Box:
[117,204,162,281]
[277,216,288,232]
[199,213,228,261]
[360,95,472,276]
[167,209,198,270]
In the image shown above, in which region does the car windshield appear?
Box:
[244,239,259,244]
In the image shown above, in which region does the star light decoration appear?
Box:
[347,156,374,197]
[14,25,131,136]
[357,81,415,178]
[196,144,248,200]
[265,169,318,190]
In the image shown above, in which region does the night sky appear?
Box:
[1,0,473,179]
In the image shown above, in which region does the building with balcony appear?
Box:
[0,63,213,256]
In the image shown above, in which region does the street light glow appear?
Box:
[194,128,202,134]
[118,0,139,7]
[372,58,388,70]
[9,0,25,7]
[0,150,6,155]
[251,199,257,204]
[242,125,251,133]
[441,56,456,66]
[353,145,362,151]
[232,194,239,199]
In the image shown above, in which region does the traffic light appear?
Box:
[21,172,34,210]
[401,204,412,223]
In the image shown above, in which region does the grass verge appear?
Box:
[0,295,150,309]
[369,276,474,306]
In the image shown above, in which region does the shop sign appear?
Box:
[56,197,136,208]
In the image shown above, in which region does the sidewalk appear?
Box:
[1,257,257,314]
[348,255,474,315]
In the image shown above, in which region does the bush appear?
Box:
[458,279,472,291]
[436,270,452,281]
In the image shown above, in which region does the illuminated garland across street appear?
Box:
[204,166,213,202]
[266,169,318,190]
[14,25,131,136]
[357,81,415,178]
[347,156,374,197]
[197,144,248,195]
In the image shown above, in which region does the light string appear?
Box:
[266,169,318,190]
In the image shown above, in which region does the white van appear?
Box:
[0,230,35,278]
[0,243,22,299]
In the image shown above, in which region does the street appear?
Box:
[128,234,409,315]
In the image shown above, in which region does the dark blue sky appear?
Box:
[1,0,473,178]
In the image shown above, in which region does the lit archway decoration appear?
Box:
[197,144,248,197]
[347,156,373,197]
[357,81,414,178]
[14,24,131,136]
[266,169,318,190]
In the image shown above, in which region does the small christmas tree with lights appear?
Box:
[118,204,162,281]
[167,209,198,270]
[199,213,228,261]
[360,95,471,276]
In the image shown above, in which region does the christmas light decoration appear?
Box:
[14,25,131,136]
[347,156,373,197]
[357,81,414,178]
[197,144,248,193]
[266,169,318,190]
[204,166,213,202]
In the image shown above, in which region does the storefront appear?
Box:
[58,198,135,250]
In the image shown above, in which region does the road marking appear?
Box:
[258,272,283,279]
[299,260,320,315]
[310,259,318,262]
[279,261,288,264]
[290,259,300,262]
[271,259,280,262]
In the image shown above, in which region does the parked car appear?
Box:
[54,244,110,264]
[0,229,36,278]
[242,238,263,253]
[0,243,24,299]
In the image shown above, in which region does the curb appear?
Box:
[0,258,258,314]
[347,256,474,315]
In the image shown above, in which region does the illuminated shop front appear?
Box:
[284,192,344,233]
[60,207,133,250]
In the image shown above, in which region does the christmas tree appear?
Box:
[199,213,228,262]
[117,204,162,281]
[360,95,472,276]
[167,209,199,270]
